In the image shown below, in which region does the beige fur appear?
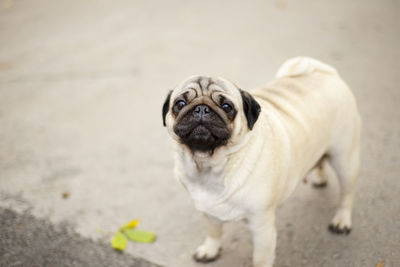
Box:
[164,57,361,267]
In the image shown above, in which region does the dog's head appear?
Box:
[162,76,260,154]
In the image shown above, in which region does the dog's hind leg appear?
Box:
[308,155,331,188]
[327,127,361,234]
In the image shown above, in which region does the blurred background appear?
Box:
[0,0,399,266]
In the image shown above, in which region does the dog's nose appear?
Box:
[193,105,211,119]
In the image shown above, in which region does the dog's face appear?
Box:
[162,76,261,154]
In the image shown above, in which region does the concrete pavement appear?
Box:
[0,0,399,266]
[0,207,160,267]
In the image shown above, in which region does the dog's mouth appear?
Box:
[190,124,212,138]
[186,124,216,146]
[174,118,231,153]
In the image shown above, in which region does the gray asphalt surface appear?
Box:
[0,0,399,267]
[0,207,160,267]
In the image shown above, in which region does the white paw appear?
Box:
[329,208,352,234]
[193,237,222,263]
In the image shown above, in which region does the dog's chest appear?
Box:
[179,163,247,221]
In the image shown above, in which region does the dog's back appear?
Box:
[275,56,338,78]
[251,57,361,199]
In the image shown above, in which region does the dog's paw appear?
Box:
[328,223,351,234]
[328,209,352,235]
[311,173,328,188]
[193,238,221,263]
[312,181,328,188]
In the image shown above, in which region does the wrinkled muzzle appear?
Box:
[173,105,231,153]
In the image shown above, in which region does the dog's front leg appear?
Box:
[249,210,277,267]
[193,214,223,262]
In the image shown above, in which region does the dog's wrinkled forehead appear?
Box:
[172,76,241,102]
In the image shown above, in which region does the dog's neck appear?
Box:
[181,147,228,174]
[177,129,254,175]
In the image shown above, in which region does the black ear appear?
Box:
[240,89,261,130]
[162,90,172,126]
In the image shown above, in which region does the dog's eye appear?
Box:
[221,103,232,113]
[174,100,186,111]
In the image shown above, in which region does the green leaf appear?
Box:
[111,232,128,251]
[123,229,156,243]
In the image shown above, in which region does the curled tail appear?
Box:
[275,57,338,78]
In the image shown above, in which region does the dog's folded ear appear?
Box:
[162,90,172,126]
[240,89,261,130]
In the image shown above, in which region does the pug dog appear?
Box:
[162,57,361,267]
